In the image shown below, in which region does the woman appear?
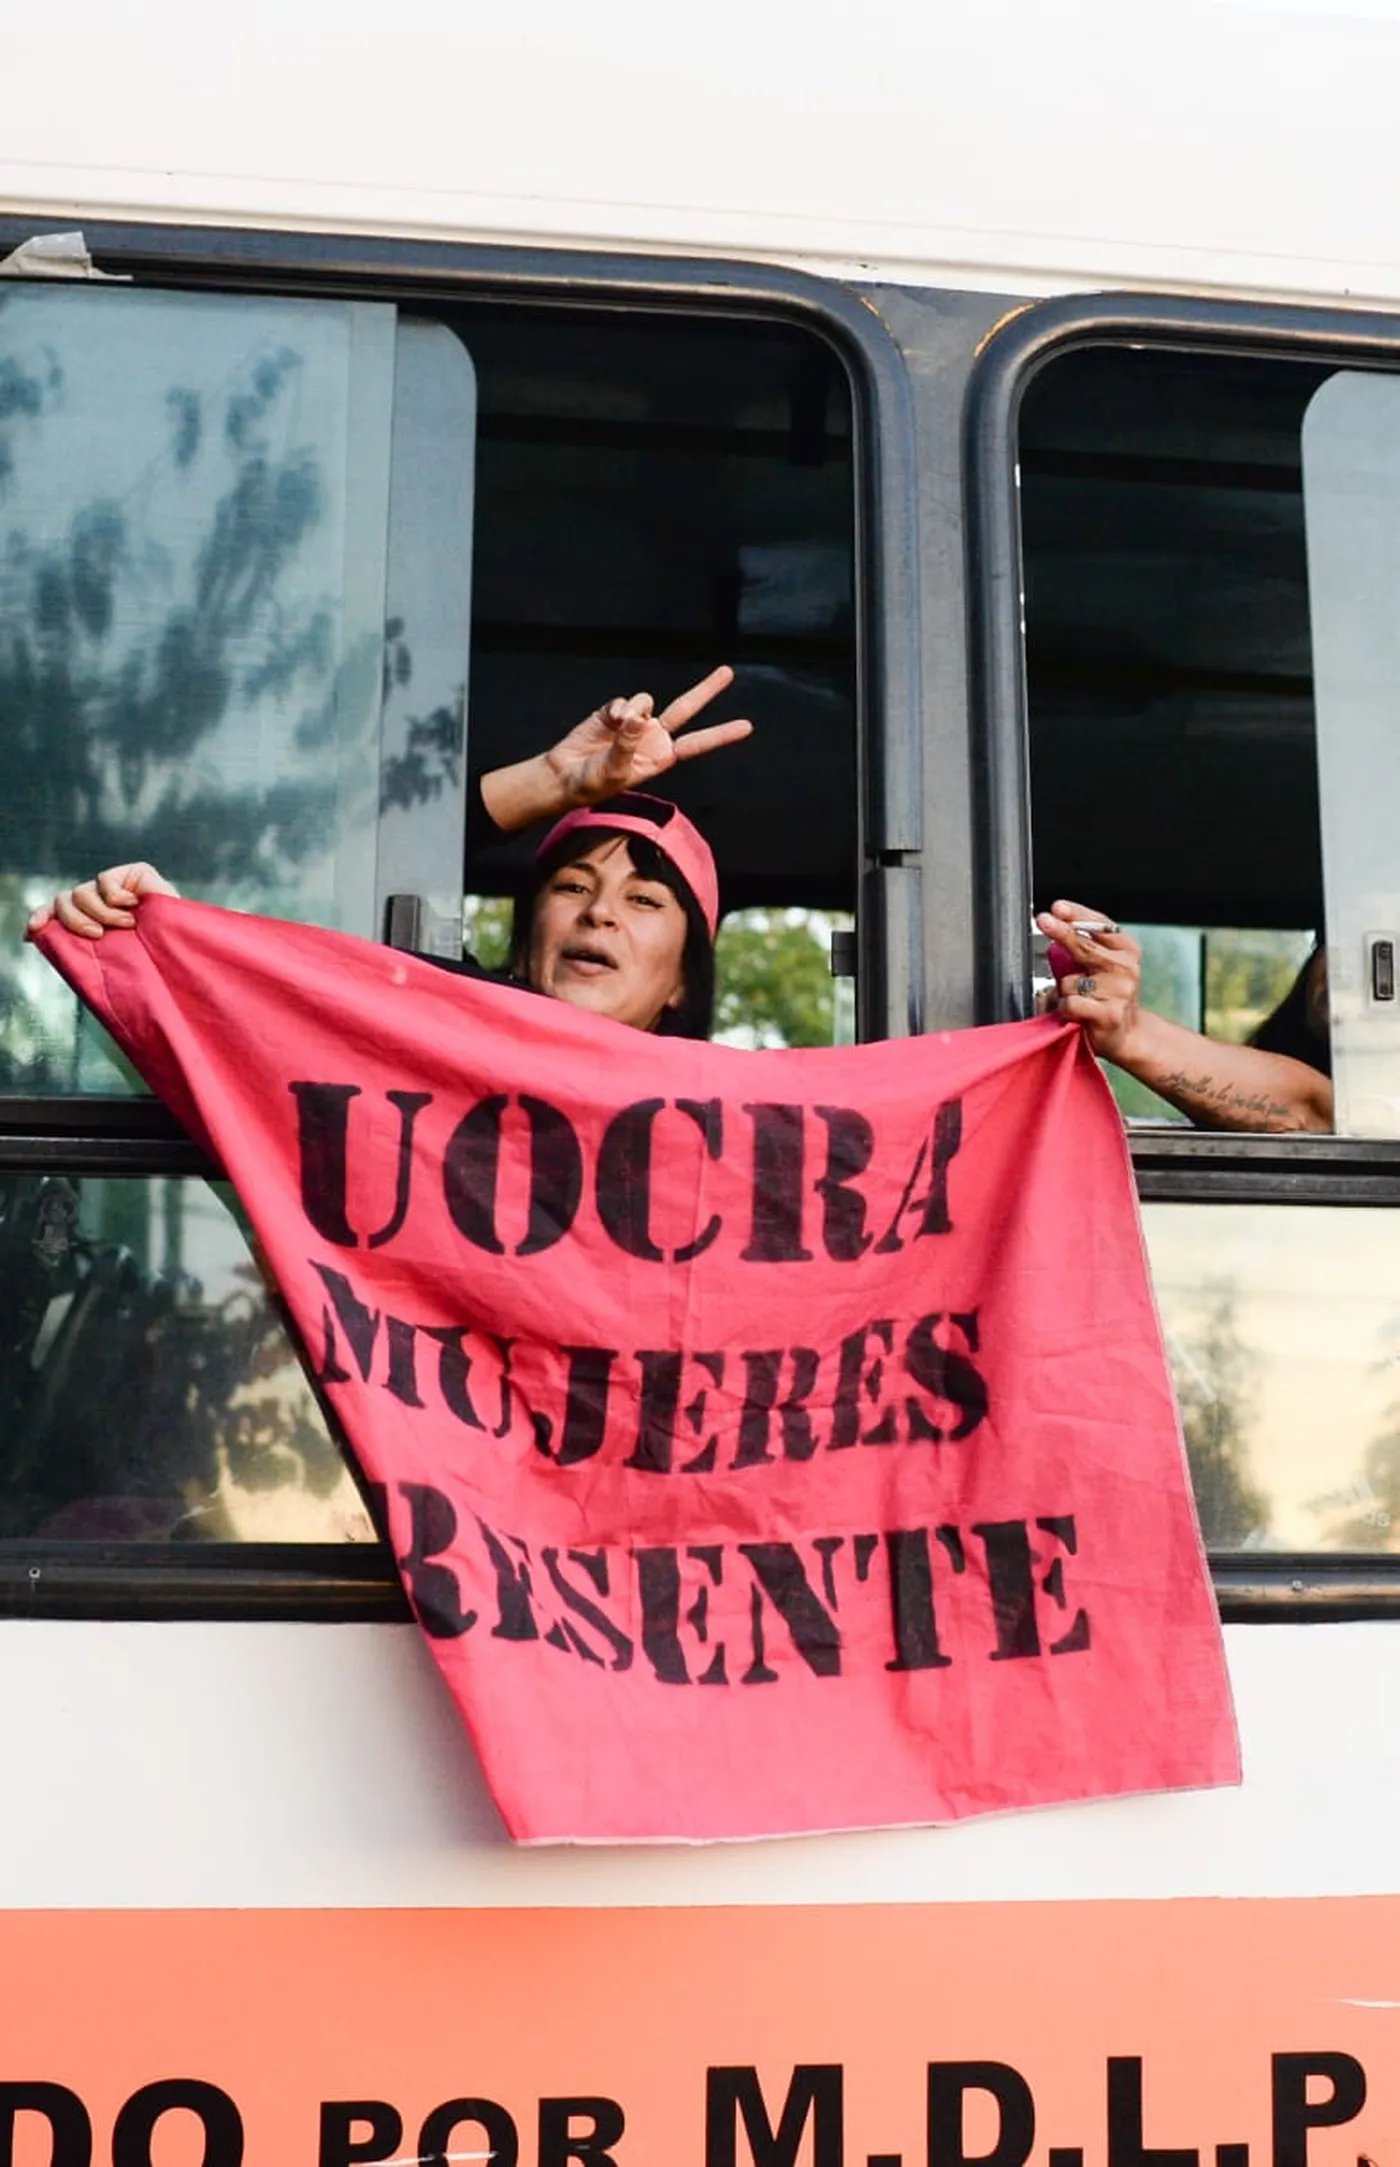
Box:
[31,670,1333,1129]
[1037,900,1333,1133]
[28,666,751,1040]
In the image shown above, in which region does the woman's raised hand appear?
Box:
[547,666,753,804]
[481,667,752,834]
[27,863,181,941]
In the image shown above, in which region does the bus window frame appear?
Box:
[966,291,1400,1620]
[0,213,921,1619]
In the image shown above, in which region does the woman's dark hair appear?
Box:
[509,824,715,1040]
[1249,944,1331,1075]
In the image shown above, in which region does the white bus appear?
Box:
[1,1,1398,2160]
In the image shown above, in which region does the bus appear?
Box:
[1,0,1398,2158]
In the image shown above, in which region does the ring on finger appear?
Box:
[1077,975,1097,996]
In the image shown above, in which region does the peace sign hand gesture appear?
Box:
[547,667,753,804]
[481,667,753,835]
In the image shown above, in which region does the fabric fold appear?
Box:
[34,899,1240,1843]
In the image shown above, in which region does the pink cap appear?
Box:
[535,793,719,937]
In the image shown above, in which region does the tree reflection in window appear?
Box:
[0,1172,372,1544]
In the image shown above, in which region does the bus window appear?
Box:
[1017,339,1400,1146]
[1302,370,1400,1139]
[1006,326,1400,1571]
[0,273,860,1572]
[1144,1200,1400,1554]
[0,287,476,1095]
[1018,344,1330,1123]
[453,309,857,1009]
[0,1173,369,1543]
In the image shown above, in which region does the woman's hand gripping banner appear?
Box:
[35,900,1239,1842]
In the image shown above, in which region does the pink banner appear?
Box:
[37,900,1239,1841]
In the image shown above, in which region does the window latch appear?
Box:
[383,895,426,953]
[1367,933,1396,1005]
[830,928,857,979]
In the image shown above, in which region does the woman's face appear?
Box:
[527,838,688,1031]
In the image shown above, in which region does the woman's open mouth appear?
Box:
[558,944,617,976]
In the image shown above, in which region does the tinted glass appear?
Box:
[1018,344,1347,1126]
[459,311,856,917]
[0,289,474,1092]
[1038,922,1318,1121]
[1144,1201,1400,1552]
[1302,370,1400,1138]
[1020,346,1328,936]
[0,1172,373,1542]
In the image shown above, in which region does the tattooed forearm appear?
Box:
[1158,1069,1295,1130]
